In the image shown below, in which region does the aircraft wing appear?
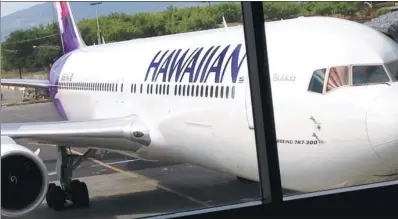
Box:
[1,115,152,151]
[1,79,52,89]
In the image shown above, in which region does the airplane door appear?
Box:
[245,79,254,129]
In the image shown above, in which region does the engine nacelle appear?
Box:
[1,136,49,217]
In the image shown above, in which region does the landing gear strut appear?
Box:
[45,146,96,210]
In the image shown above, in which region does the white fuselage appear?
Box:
[52,17,398,192]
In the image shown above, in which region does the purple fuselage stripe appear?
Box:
[49,53,72,120]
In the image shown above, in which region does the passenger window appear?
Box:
[226,86,229,98]
[210,86,213,98]
[231,86,235,99]
[215,86,219,98]
[178,85,181,96]
[308,69,326,94]
[187,85,190,96]
[183,85,186,96]
[166,85,169,95]
[140,84,143,94]
[220,86,224,98]
[205,85,209,97]
[134,84,137,93]
[196,85,199,97]
[156,84,159,94]
[327,66,349,92]
[352,65,390,86]
[200,85,204,97]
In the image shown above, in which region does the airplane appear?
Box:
[2,1,398,217]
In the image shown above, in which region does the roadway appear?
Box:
[1,89,23,105]
[1,91,260,219]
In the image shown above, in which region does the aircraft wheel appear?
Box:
[70,180,89,208]
[48,185,66,211]
[45,183,56,208]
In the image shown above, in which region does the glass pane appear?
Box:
[259,1,398,198]
[0,1,264,218]
[352,65,390,85]
[386,60,398,81]
[308,69,326,93]
[326,66,349,92]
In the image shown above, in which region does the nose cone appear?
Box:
[366,83,398,159]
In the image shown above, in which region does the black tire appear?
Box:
[70,181,89,208]
[69,179,80,205]
[50,186,65,211]
[46,183,56,208]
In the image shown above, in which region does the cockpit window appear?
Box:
[352,65,390,86]
[386,60,398,81]
[308,69,326,94]
[326,66,349,92]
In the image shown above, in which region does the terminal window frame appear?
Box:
[351,64,391,86]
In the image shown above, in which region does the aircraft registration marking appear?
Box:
[277,139,324,145]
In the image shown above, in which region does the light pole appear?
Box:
[364,2,373,19]
[89,2,102,45]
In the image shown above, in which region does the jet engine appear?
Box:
[1,136,48,217]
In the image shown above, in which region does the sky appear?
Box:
[1,2,43,17]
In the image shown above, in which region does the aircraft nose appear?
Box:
[366,84,398,159]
